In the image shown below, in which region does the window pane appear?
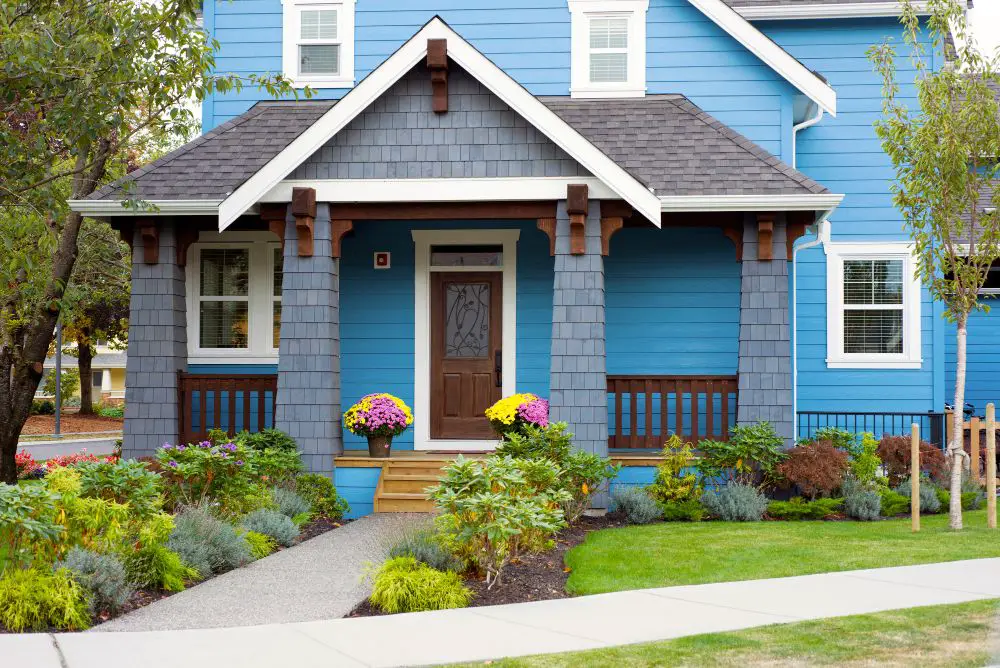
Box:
[273,247,283,297]
[300,44,339,75]
[92,371,104,387]
[444,283,490,358]
[844,309,903,354]
[590,17,628,49]
[590,53,627,83]
[200,249,249,297]
[430,245,503,267]
[844,259,903,305]
[200,302,249,349]
[273,302,281,348]
[300,9,337,40]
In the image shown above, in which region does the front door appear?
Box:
[430,272,503,439]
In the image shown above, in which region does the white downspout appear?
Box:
[791,102,824,169]
[792,214,831,441]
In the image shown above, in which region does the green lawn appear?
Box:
[566,510,1000,595]
[459,599,1000,667]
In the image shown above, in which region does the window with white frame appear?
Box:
[826,243,922,369]
[272,246,283,350]
[282,0,355,88]
[569,0,648,98]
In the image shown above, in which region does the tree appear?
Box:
[869,0,1000,529]
[0,0,303,483]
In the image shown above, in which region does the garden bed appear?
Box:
[22,412,123,435]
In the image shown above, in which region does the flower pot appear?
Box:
[367,435,393,458]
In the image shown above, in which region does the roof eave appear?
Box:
[68,199,222,216]
[659,193,845,212]
[736,2,931,20]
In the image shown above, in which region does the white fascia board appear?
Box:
[261,177,619,203]
[68,199,222,216]
[659,193,844,212]
[736,2,930,20]
[686,0,837,116]
[218,17,663,230]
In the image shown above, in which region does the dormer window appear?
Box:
[282,0,355,89]
[569,0,648,98]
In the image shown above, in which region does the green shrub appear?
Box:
[808,427,858,452]
[236,428,299,453]
[701,482,768,521]
[294,474,350,520]
[31,399,55,415]
[241,509,299,547]
[766,497,843,521]
[495,422,573,460]
[961,473,986,510]
[696,422,786,489]
[659,499,705,522]
[155,440,261,514]
[56,547,133,614]
[41,368,79,406]
[894,477,942,514]
[236,429,303,485]
[243,531,277,560]
[167,506,253,576]
[879,489,911,516]
[388,528,464,572]
[74,459,162,518]
[368,556,472,614]
[610,486,662,524]
[849,433,882,486]
[271,486,311,519]
[647,436,702,506]
[0,482,63,569]
[842,476,882,521]
[122,545,194,592]
[0,568,91,631]
[97,404,125,418]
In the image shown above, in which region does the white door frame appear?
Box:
[412,229,519,451]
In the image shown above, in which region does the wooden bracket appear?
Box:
[291,187,317,257]
[757,214,775,261]
[566,184,589,255]
[331,220,354,258]
[260,203,287,251]
[600,217,623,256]
[138,221,159,264]
[427,39,448,113]
[786,213,810,260]
[176,227,199,267]
[117,221,135,252]
[537,218,557,256]
[723,227,743,262]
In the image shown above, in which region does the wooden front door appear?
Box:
[430,272,503,439]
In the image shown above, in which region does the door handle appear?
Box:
[494,350,502,388]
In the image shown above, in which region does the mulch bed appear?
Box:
[348,513,626,617]
[22,412,124,435]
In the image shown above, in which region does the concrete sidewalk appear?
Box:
[4,558,999,668]
[17,436,118,459]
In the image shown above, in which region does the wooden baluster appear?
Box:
[675,380,684,440]
[659,379,668,446]
[257,381,267,433]
[613,379,623,450]
[705,379,715,440]
[227,380,237,436]
[197,378,208,443]
[629,379,640,449]
[720,381,730,441]
[644,378,654,448]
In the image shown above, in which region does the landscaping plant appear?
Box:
[701,482,769,522]
[849,433,883,486]
[368,556,472,614]
[74,459,163,518]
[610,486,663,525]
[485,393,550,437]
[271,486,311,519]
[776,441,849,500]
[241,508,299,547]
[696,422,786,489]
[167,505,253,576]
[0,568,91,632]
[243,531,277,560]
[879,489,911,517]
[14,450,46,480]
[294,474,350,520]
[0,483,63,570]
[877,435,949,487]
[56,547,134,614]
[842,475,882,521]
[154,440,260,514]
[647,436,704,521]
[766,498,843,521]
[388,528,464,572]
[894,476,942,514]
[235,429,303,485]
[343,393,414,454]
[808,427,858,453]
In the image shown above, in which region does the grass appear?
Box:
[566,510,1000,595]
[460,599,1000,667]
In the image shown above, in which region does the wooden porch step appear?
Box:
[381,474,441,495]
[376,492,436,513]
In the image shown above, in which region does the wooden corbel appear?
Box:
[291,187,317,257]
[138,221,159,264]
[117,221,135,252]
[260,203,287,251]
[785,212,810,260]
[566,184,589,255]
[175,227,199,267]
[723,227,743,262]
[427,39,448,113]
[331,220,353,258]
[757,214,775,261]
[600,217,623,256]
[537,218,557,256]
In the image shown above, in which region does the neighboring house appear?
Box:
[37,342,127,404]
[69,0,974,517]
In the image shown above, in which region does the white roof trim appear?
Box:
[736,2,930,20]
[686,0,837,116]
[659,193,844,212]
[219,17,663,229]
[68,199,221,216]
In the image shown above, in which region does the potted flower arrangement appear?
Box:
[485,393,550,437]
[343,393,414,458]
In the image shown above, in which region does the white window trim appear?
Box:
[186,231,282,365]
[569,0,648,99]
[412,229,519,452]
[826,242,922,369]
[282,0,355,89]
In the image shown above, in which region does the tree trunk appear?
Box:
[949,315,971,530]
[77,332,94,415]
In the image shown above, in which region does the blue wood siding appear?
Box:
[945,307,1000,414]
[609,466,656,493]
[334,467,381,518]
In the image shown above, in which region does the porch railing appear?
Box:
[607,375,738,449]
[796,411,946,449]
[177,373,278,444]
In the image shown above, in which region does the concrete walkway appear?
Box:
[4,558,998,668]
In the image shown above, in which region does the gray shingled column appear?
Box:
[549,200,608,464]
[122,220,187,457]
[274,203,342,475]
[737,216,793,445]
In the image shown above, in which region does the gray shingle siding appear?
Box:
[737,216,792,445]
[274,204,342,475]
[122,221,187,457]
[293,65,589,181]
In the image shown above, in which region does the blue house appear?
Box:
[70,0,979,517]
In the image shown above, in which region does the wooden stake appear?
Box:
[971,416,981,484]
[987,403,997,530]
[911,422,920,532]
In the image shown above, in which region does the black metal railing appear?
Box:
[797,411,946,449]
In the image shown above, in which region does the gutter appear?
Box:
[791,102,824,169]
[737,1,931,20]
[68,199,222,217]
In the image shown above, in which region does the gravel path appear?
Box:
[94,513,430,632]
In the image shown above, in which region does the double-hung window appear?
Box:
[282,0,355,89]
[827,243,921,369]
[569,0,648,98]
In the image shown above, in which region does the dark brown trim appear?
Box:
[566,183,588,255]
[722,227,743,261]
[785,211,813,260]
[175,227,199,267]
[260,203,287,250]
[138,221,159,264]
[600,217,623,256]
[118,221,135,251]
[331,219,354,258]
[757,214,775,261]
[291,187,316,257]
[328,201,558,220]
[537,218,556,256]
[600,200,634,219]
[426,39,449,113]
